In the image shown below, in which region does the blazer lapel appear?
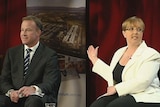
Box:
[111,47,127,69]
[122,41,147,77]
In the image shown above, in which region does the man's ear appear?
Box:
[37,29,42,35]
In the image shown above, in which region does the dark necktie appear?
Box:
[24,48,32,76]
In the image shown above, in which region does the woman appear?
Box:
[87,16,160,107]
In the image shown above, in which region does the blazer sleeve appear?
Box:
[92,59,114,86]
[92,47,125,86]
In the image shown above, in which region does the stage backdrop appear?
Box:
[26,0,86,107]
[0,0,26,72]
[87,0,160,106]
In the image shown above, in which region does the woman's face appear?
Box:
[122,26,143,46]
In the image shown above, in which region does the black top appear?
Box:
[113,62,124,83]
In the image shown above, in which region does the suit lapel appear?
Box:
[15,45,25,83]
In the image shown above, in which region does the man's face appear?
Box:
[20,20,41,47]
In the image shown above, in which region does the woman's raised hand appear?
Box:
[87,45,99,65]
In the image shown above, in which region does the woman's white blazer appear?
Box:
[92,41,160,103]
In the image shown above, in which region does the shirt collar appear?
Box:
[24,42,39,52]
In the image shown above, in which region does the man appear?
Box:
[0,15,61,107]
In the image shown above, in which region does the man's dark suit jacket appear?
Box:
[0,43,61,103]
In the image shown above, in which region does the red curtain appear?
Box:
[87,0,160,106]
[0,0,26,55]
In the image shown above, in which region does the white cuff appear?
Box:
[5,89,14,97]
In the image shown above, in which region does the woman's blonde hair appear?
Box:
[122,16,145,32]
